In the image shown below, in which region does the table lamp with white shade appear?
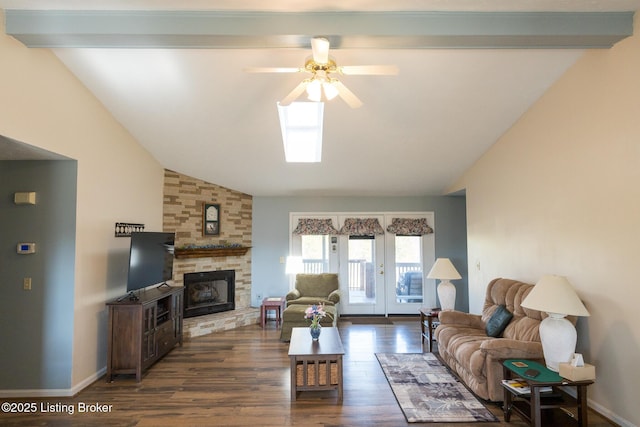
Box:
[427,258,461,311]
[521,275,590,372]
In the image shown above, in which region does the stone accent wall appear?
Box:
[182,307,260,339]
[163,169,258,337]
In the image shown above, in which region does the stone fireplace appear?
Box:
[184,270,235,318]
[163,170,259,339]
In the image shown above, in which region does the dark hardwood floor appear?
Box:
[1,318,615,426]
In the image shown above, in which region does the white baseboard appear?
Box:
[0,367,106,398]
[71,367,107,396]
[0,388,73,398]
[563,387,635,427]
[588,398,636,427]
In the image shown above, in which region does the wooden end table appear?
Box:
[261,297,285,328]
[288,327,345,402]
[419,307,440,352]
[502,359,593,427]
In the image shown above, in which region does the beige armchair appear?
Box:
[280,273,340,341]
[285,273,341,307]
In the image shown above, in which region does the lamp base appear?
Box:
[437,280,456,311]
[539,313,577,372]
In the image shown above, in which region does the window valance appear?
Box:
[292,218,339,235]
[386,218,434,236]
[339,218,385,236]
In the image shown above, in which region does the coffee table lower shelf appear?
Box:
[293,359,341,395]
[288,327,345,402]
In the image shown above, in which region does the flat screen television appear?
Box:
[126,232,175,292]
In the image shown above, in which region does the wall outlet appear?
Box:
[256,293,262,302]
[23,277,32,290]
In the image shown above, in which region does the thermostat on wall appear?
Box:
[17,243,36,254]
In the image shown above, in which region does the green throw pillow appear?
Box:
[485,305,513,337]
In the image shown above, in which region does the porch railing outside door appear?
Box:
[301,259,421,291]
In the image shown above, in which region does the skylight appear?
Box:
[277,102,324,163]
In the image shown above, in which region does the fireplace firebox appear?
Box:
[184,270,235,318]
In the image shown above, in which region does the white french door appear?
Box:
[289,212,436,316]
[384,213,436,314]
[337,215,386,315]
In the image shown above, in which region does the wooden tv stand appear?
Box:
[106,286,184,382]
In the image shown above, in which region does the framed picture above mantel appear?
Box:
[203,203,220,236]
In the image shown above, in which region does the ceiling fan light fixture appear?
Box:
[249,36,397,108]
[323,81,339,100]
[306,79,322,102]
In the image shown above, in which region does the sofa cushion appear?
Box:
[286,296,336,306]
[282,303,336,323]
[485,304,513,337]
[482,279,542,342]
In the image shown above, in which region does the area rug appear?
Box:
[376,353,498,423]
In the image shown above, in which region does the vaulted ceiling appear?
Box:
[1,1,637,196]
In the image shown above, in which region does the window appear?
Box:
[301,235,329,273]
[394,235,423,304]
[347,236,377,304]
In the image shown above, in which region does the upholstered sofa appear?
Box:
[434,278,552,401]
[280,273,341,341]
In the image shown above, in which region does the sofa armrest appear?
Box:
[285,289,301,302]
[480,339,544,360]
[438,310,485,330]
[327,290,341,304]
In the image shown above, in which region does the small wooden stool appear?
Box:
[261,297,286,328]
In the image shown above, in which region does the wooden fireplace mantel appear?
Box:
[174,246,251,259]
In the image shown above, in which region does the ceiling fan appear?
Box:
[246,37,398,108]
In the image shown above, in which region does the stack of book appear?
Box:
[502,379,553,395]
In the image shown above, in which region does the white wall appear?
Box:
[450,14,640,427]
[0,12,165,393]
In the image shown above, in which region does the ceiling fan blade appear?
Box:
[280,80,310,106]
[339,65,399,76]
[311,37,330,64]
[245,66,303,73]
[332,80,363,109]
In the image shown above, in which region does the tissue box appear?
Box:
[558,362,596,381]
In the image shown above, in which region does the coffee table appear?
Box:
[288,327,345,401]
